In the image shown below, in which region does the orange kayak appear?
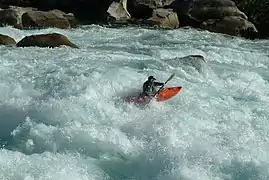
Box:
[125,86,182,103]
[156,86,182,102]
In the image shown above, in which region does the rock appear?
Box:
[0,0,261,38]
[0,0,113,22]
[145,8,179,28]
[50,9,77,27]
[21,10,74,29]
[0,6,75,29]
[233,0,269,38]
[121,0,130,15]
[114,0,175,20]
[0,6,36,27]
[201,16,258,37]
[169,0,258,38]
[62,13,76,28]
[120,0,180,29]
[165,55,206,73]
[16,33,79,48]
[190,2,248,21]
[127,0,153,19]
[166,0,199,27]
[107,0,131,21]
[134,0,174,8]
[170,0,247,21]
[0,34,16,45]
[180,55,206,73]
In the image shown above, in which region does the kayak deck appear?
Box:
[156,86,182,102]
[125,86,182,103]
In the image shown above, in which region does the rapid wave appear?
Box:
[0,25,269,180]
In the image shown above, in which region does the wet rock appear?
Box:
[51,9,77,27]
[169,0,258,38]
[126,0,153,19]
[107,0,180,29]
[16,33,79,48]
[201,16,258,38]
[0,0,113,22]
[165,55,206,73]
[133,0,174,8]
[0,34,16,45]
[190,0,248,21]
[145,8,179,28]
[0,6,36,27]
[0,0,261,38]
[107,0,131,21]
[181,55,206,73]
[21,10,75,29]
[170,0,247,23]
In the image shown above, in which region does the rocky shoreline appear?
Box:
[0,0,267,47]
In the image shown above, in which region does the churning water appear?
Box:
[0,25,269,180]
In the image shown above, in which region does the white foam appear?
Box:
[0,25,269,179]
[0,149,108,180]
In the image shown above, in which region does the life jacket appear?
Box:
[143,80,157,96]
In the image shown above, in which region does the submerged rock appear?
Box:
[16,33,79,48]
[165,55,206,73]
[0,34,16,45]
[180,55,206,73]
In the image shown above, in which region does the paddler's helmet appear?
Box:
[148,76,156,81]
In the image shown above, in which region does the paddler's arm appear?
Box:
[154,82,164,86]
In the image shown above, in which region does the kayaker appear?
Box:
[142,76,164,98]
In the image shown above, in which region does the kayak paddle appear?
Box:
[147,73,175,103]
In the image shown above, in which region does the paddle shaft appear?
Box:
[153,73,175,97]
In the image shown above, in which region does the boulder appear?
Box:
[170,0,247,22]
[107,0,131,21]
[0,6,36,27]
[0,34,16,45]
[201,16,258,38]
[50,9,77,27]
[190,2,248,21]
[233,0,269,38]
[16,33,79,48]
[134,0,174,8]
[124,0,175,20]
[126,0,153,19]
[169,0,258,38]
[145,8,179,28]
[21,10,75,29]
[0,0,113,22]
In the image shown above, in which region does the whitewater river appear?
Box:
[0,25,269,180]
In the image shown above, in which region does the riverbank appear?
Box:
[0,0,267,39]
